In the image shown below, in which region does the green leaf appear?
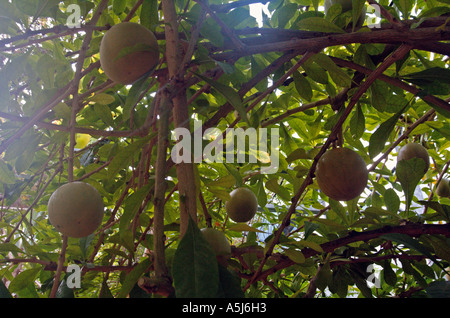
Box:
[393,0,413,19]
[285,247,306,263]
[265,177,291,202]
[350,104,365,139]
[200,19,224,47]
[227,223,266,233]
[0,242,24,255]
[205,174,236,188]
[223,163,243,188]
[418,201,450,221]
[304,221,320,240]
[255,179,268,208]
[115,43,157,61]
[15,149,35,173]
[94,103,115,127]
[401,67,450,86]
[113,0,127,15]
[99,281,114,298]
[0,159,16,184]
[274,3,297,28]
[368,107,404,159]
[286,148,310,163]
[380,233,435,261]
[79,233,95,260]
[383,260,397,286]
[297,17,346,33]
[312,53,352,87]
[207,187,231,202]
[107,136,153,179]
[295,239,324,253]
[56,279,75,298]
[311,217,347,231]
[123,76,152,122]
[315,262,332,291]
[384,188,400,213]
[351,0,366,30]
[89,93,116,105]
[140,0,158,31]
[119,183,152,240]
[172,217,220,298]
[194,73,248,125]
[36,54,56,88]
[0,279,12,298]
[293,71,312,101]
[117,257,152,298]
[395,158,426,214]
[8,267,41,293]
[216,264,244,298]
[424,236,450,263]
[329,199,348,225]
[302,60,329,84]
[426,281,450,298]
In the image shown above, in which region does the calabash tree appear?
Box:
[0,0,449,299]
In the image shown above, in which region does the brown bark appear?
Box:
[161,0,197,236]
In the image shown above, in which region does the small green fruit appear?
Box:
[99,22,159,84]
[436,178,450,198]
[201,228,231,256]
[47,182,104,238]
[397,143,430,174]
[315,147,368,201]
[225,187,258,223]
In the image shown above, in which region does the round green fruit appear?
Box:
[324,0,366,27]
[315,147,368,201]
[99,22,159,84]
[201,228,231,256]
[397,143,430,174]
[47,182,104,238]
[225,187,258,223]
[436,178,450,198]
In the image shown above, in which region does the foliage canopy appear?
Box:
[0,0,450,299]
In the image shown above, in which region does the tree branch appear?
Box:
[152,77,173,291]
[162,0,198,236]
[244,223,450,286]
[211,26,450,61]
[245,44,414,291]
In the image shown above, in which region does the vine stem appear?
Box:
[244,43,414,290]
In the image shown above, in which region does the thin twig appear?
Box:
[49,235,68,298]
[152,79,172,290]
